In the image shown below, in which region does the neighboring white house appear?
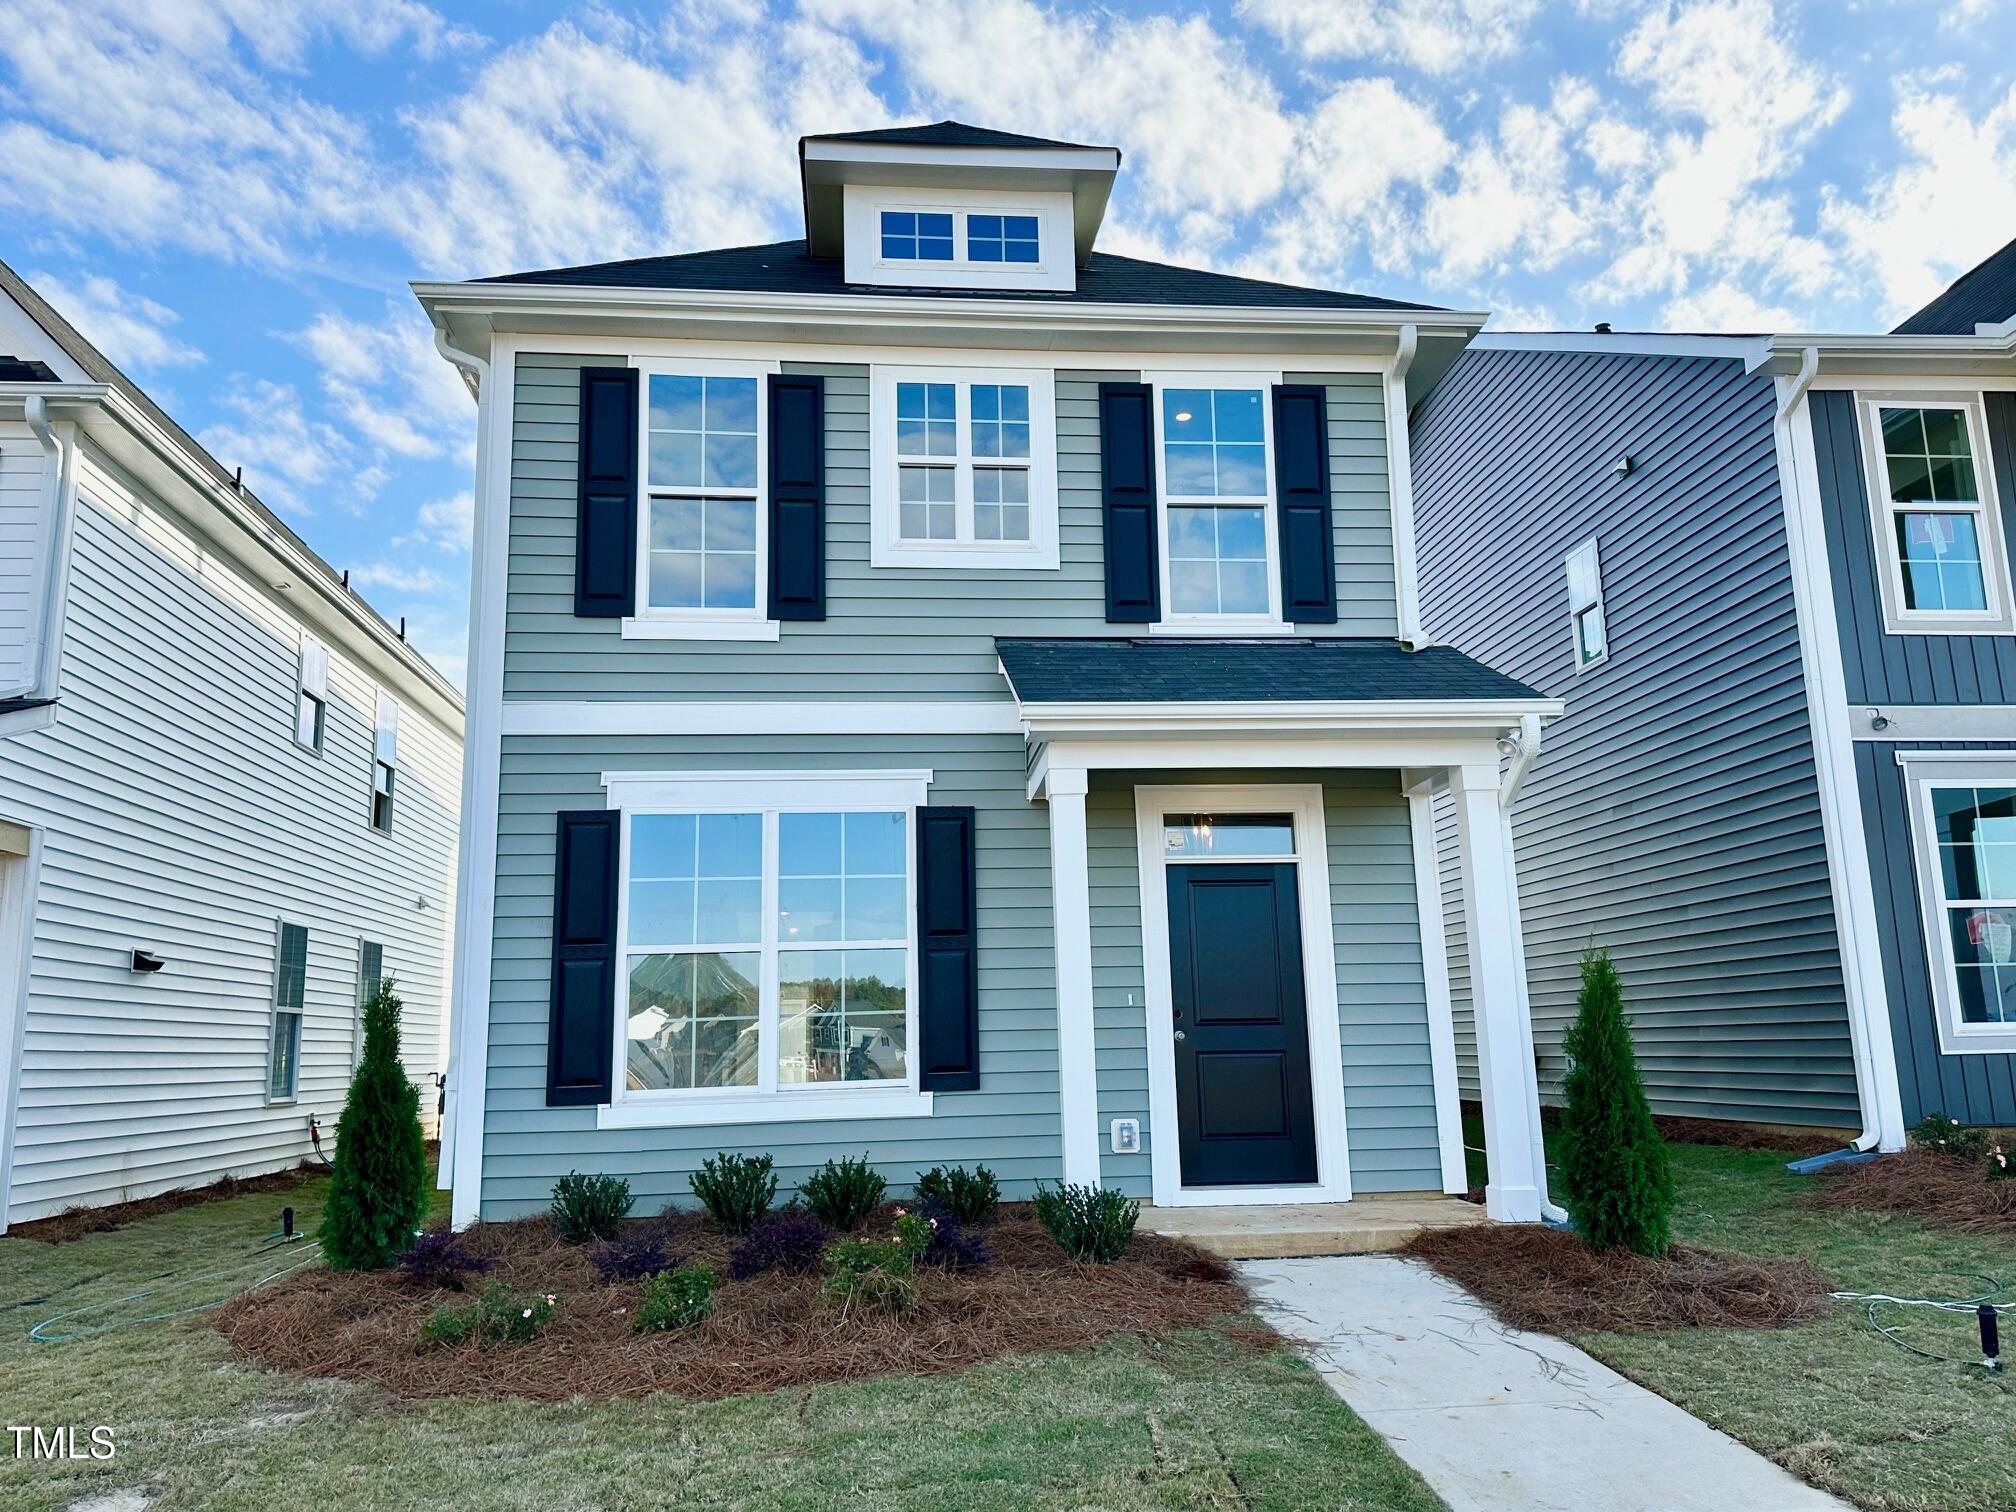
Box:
[0,259,464,1230]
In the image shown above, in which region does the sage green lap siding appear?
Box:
[1085,769,1440,1198]
[483,733,1061,1216]
[501,359,1398,701]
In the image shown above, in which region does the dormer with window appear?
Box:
[800,123,1120,294]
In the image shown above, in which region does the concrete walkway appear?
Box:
[1242,1256,1848,1512]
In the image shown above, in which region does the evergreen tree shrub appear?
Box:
[319,978,428,1269]
[1557,949,1675,1257]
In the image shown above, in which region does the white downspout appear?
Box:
[10,396,76,703]
[1497,713,1568,1222]
[433,328,489,1209]
[1385,324,1427,648]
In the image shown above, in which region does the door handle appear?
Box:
[1173,1030,1187,1042]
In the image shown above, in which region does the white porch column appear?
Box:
[1046,767,1102,1187]
[1450,762,1544,1222]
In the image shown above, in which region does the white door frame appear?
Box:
[1133,783,1351,1207]
[0,824,43,1235]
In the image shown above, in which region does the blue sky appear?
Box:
[3,0,2014,687]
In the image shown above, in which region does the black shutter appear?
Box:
[547,810,619,1107]
[768,373,825,620]
[575,367,638,618]
[1098,382,1161,623]
[1273,384,1337,624]
[915,805,979,1092]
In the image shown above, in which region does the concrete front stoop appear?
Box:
[1146,1195,1489,1259]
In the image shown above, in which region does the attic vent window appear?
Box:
[880,211,953,261]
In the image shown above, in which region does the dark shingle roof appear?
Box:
[805,120,1112,153]
[1894,235,2016,335]
[995,637,1544,704]
[0,355,58,382]
[482,239,1440,313]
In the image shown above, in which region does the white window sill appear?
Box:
[1147,619,1298,637]
[1939,1025,2016,1056]
[621,617,782,642]
[596,1088,934,1129]
[871,541,1059,571]
[1881,614,2016,638]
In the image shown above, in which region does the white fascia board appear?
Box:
[1753,331,2016,378]
[801,140,1121,174]
[1016,697,1562,738]
[1473,331,1771,363]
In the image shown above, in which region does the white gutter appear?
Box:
[1494,713,1566,1222]
[7,396,75,702]
[1385,323,1427,648]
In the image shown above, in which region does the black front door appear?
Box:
[1166,862,1319,1187]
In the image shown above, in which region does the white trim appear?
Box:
[0,827,41,1234]
[1851,705,2016,740]
[1146,371,1287,633]
[601,768,930,1123]
[868,364,1060,569]
[1016,697,1564,743]
[445,334,509,1224]
[1384,331,1426,646]
[845,185,1075,293]
[1046,767,1101,1186]
[1775,381,1908,1149]
[630,355,778,636]
[1855,391,2014,636]
[492,333,1405,373]
[1133,782,1351,1207]
[1899,754,2016,1055]
[502,700,1022,737]
[1408,792,1468,1194]
[1473,331,1772,362]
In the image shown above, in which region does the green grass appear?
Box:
[0,1173,1441,1512]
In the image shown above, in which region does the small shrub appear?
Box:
[1557,948,1675,1257]
[635,1263,715,1333]
[915,1199,992,1269]
[1991,1144,2015,1182]
[800,1155,887,1230]
[589,1232,671,1283]
[915,1164,1000,1226]
[549,1172,633,1244]
[821,1235,917,1315]
[1033,1183,1139,1263]
[1910,1113,1991,1163]
[423,1280,558,1350]
[729,1210,831,1279]
[690,1152,777,1234]
[397,1229,493,1291]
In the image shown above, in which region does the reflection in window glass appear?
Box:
[1932,786,2016,1023]
[626,951,760,1090]
[1162,388,1267,498]
[971,385,1031,459]
[779,948,908,1085]
[1168,503,1268,615]
[896,383,957,457]
[1895,513,1988,612]
[648,375,758,490]
[648,496,757,610]
[1162,813,1295,858]
[974,467,1030,541]
[898,466,956,540]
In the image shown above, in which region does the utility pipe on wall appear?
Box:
[10,396,76,704]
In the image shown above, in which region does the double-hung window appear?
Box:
[631,358,779,638]
[605,771,931,1127]
[1565,540,1608,668]
[1862,394,2013,634]
[293,635,328,753]
[870,367,1058,568]
[1904,756,2016,1054]
[369,693,398,833]
[269,921,307,1101]
[1153,376,1282,628]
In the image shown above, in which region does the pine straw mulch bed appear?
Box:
[9,1162,327,1244]
[1806,1145,2016,1234]
[1402,1223,1833,1334]
[214,1203,1264,1402]
[1650,1115,1846,1159]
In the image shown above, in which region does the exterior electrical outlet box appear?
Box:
[1110,1118,1140,1154]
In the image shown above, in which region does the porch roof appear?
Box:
[995,636,1545,706]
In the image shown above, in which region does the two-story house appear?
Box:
[1410,233,2016,1153]
[0,259,464,1229]
[418,123,1562,1230]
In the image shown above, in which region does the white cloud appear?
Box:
[196,379,353,516]
[292,307,473,462]
[396,490,475,553]
[1822,79,2016,323]
[1660,281,1800,331]
[349,560,456,594]
[1237,0,1541,75]
[1423,78,1604,280]
[23,271,204,372]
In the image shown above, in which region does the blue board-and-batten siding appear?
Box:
[1412,347,1857,1127]
[1810,389,2016,705]
[1856,741,2016,1127]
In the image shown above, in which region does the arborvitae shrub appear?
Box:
[1557,949,1675,1257]
[318,979,427,1270]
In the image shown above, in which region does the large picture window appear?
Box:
[1151,375,1282,628]
[1905,756,2016,1055]
[869,366,1058,569]
[607,771,929,1123]
[1861,394,2012,635]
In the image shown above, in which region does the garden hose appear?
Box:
[24,1232,322,1344]
[1832,1275,2016,1372]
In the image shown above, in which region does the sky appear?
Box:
[2,0,2015,689]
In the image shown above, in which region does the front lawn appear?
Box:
[0,1173,1440,1511]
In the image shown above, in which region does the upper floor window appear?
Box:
[1153,378,1281,628]
[1861,394,2013,635]
[629,359,780,640]
[370,693,398,833]
[1565,540,1608,669]
[869,366,1059,570]
[293,634,328,753]
[967,214,1039,264]
[880,211,954,261]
